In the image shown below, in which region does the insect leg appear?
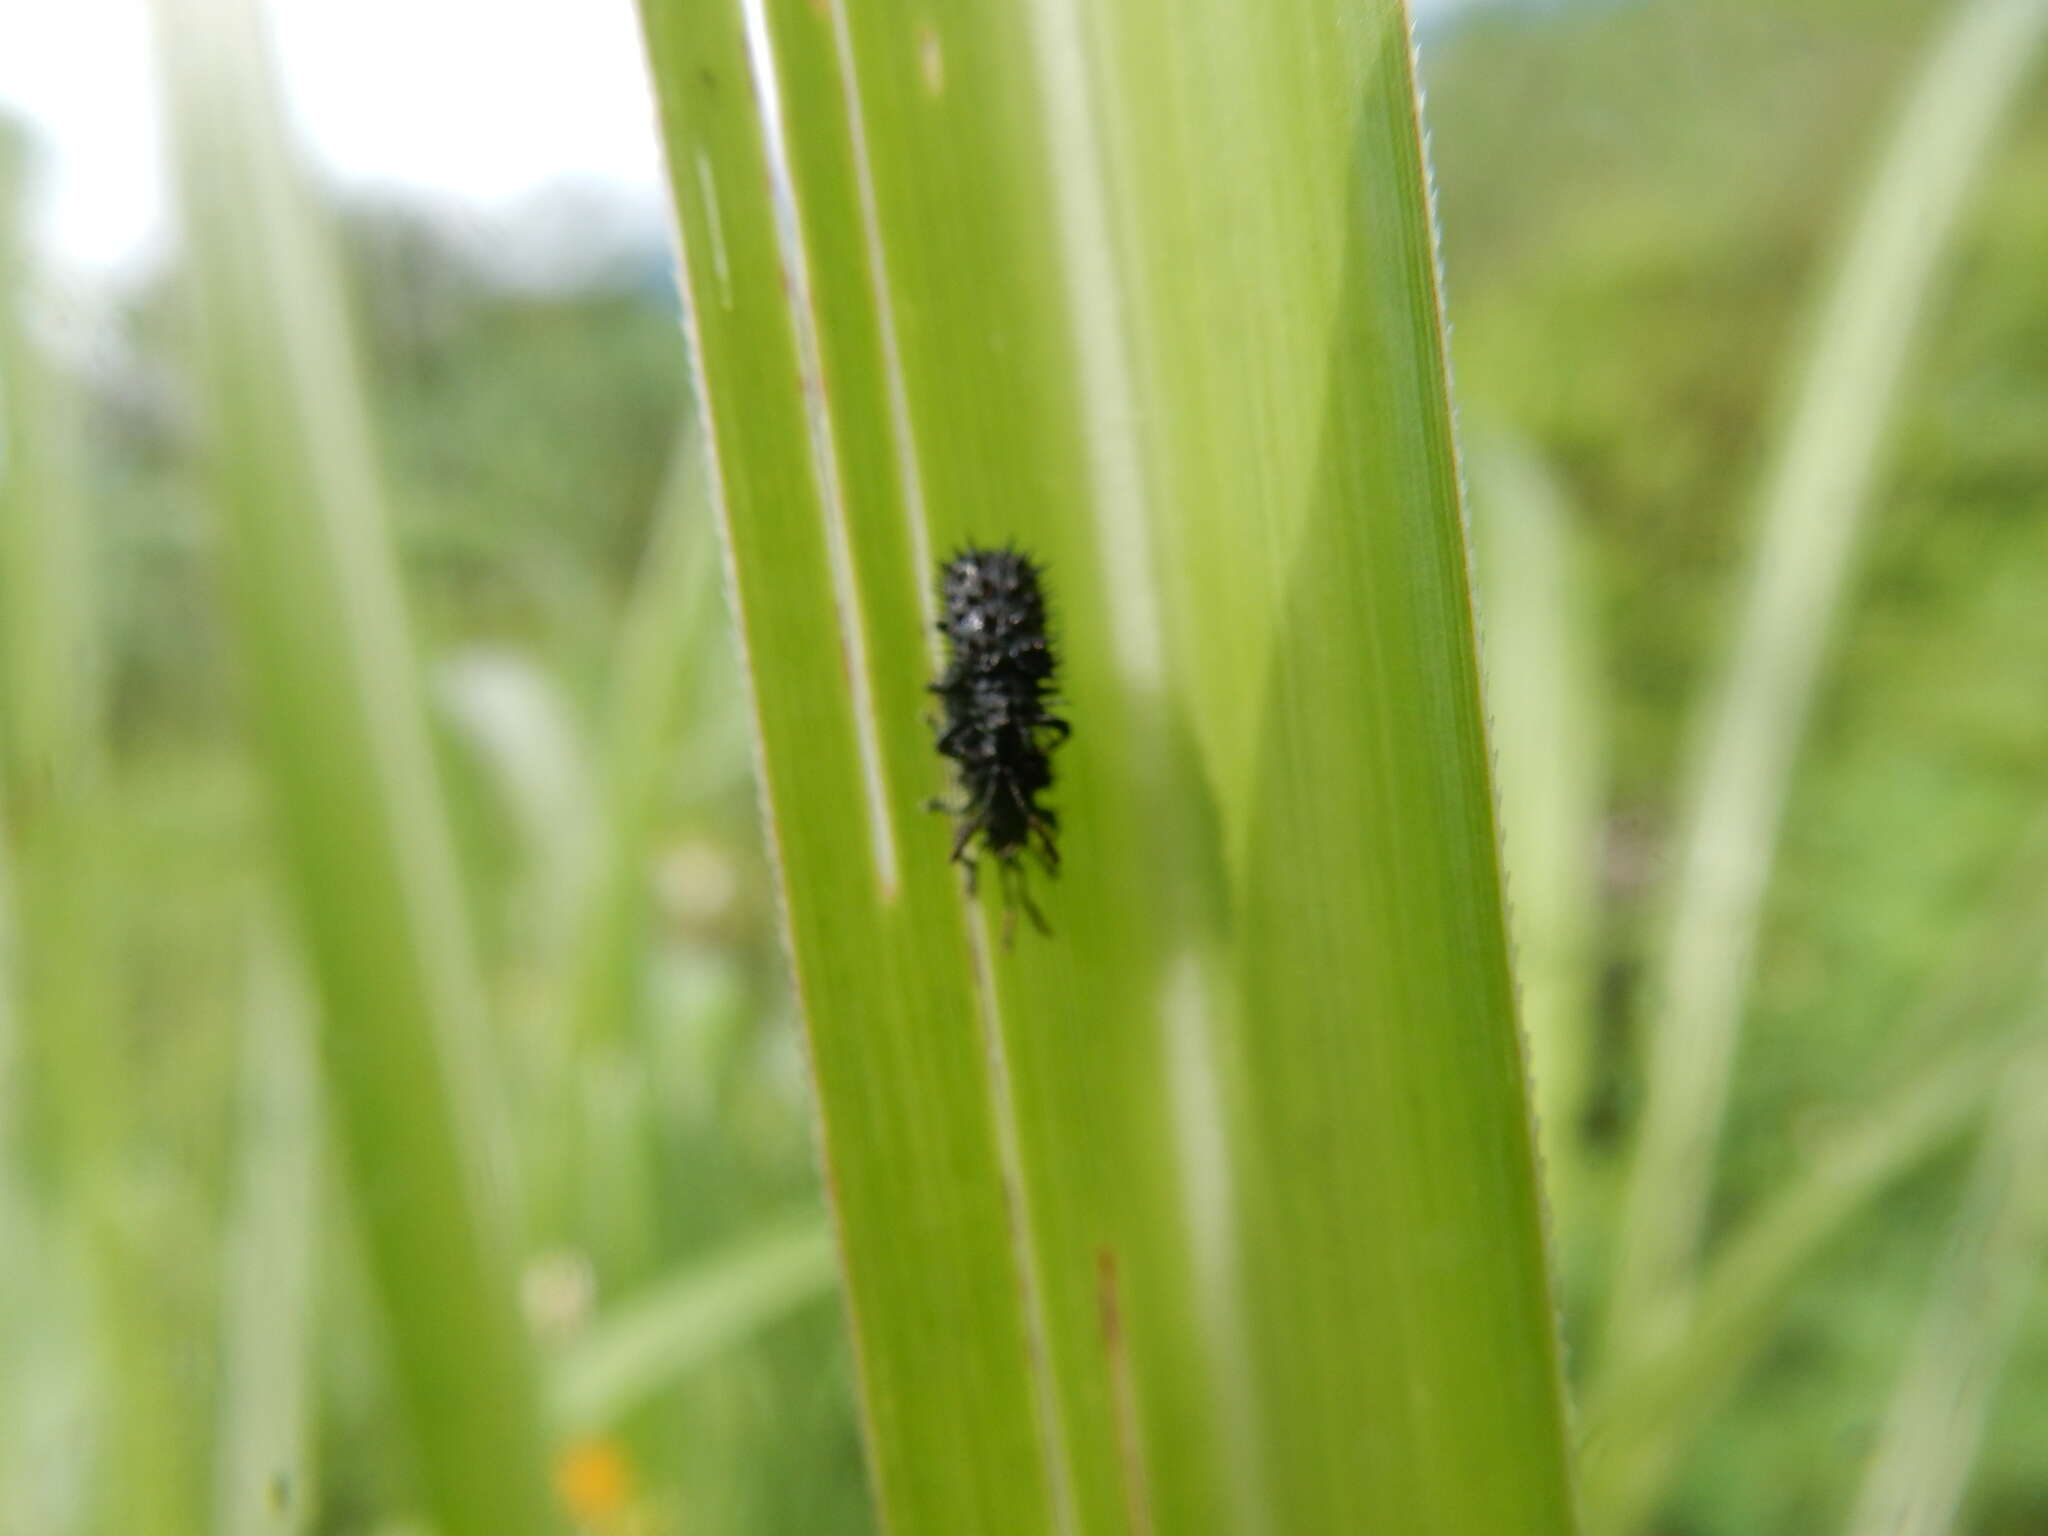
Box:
[950,816,979,865]
[997,856,1050,938]
[1028,813,1061,874]
[1017,876,1051,937]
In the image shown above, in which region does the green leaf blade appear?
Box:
[636,3,1065,1529]
[153,2,561,1529]
[638,0,1579,1530]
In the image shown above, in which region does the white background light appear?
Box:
[0,0,1469,275]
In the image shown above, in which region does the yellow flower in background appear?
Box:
[554,1437,636,1530]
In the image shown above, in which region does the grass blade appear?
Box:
[1844,1008,2048,1536]
[1581,814,2048,1531]
[1215,41,1576,1523]
[563,413,732,1053]
[537,416,738,1269]
[213,935,322,1536]
[550,1213,836,1434]
[0,132,118,1217]
[0,1187,94,1533]
[634,3,1062,1523]
[436,647,601,939]
[1471,438,1606,1242]
[1606,0,2048,1370]
[1,146,195,1536]
[152,1,559,1529]
[1580,1021,2021,1535]
[637,0,1577,1529]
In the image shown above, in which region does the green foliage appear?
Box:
[1434,1,2048,1530]
[2,111,199,1536]
[5,0,2048,1531]
[155,0,560,1528]
[641,0,1581,1527]
[5,43,842,1536]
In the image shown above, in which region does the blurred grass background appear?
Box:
[2,0,2047,1530]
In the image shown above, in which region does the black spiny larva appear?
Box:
[928,545,1068,935]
